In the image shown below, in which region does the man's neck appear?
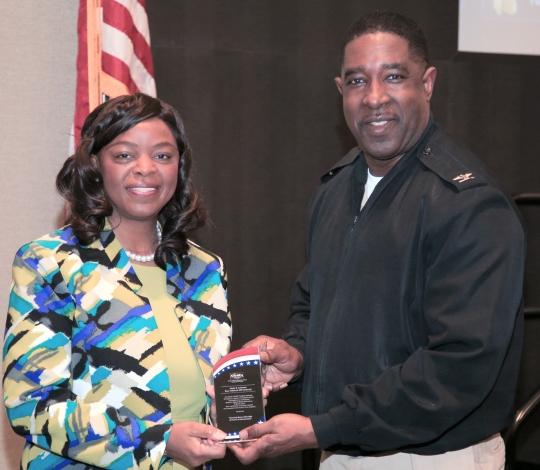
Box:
[365,154,405,177]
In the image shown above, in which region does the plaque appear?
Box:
[212,347,266,442]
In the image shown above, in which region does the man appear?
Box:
[230,12,525,469]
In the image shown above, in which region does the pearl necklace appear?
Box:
[124,224,162,263]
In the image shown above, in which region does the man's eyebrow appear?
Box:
[343,63,409,79]
[382,63,409,72]
[343,67,365,79]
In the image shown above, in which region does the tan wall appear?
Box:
[0,3,78,466]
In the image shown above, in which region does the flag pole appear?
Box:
[86,0,102,112]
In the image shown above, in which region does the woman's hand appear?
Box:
[165,422,227,467]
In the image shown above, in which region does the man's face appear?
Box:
[335,32,436,167]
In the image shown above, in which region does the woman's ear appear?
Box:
[90,155,102,182]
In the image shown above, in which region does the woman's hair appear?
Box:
[56,93,207,268]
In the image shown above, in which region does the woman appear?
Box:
[3,93,231,469]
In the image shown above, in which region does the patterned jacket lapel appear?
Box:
[165,249,231,385]
[87,224,230,384]
[95,221,142,293]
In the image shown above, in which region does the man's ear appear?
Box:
[334,77,343,95]
[423,66,437,100]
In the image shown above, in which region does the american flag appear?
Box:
[72,0,156,149]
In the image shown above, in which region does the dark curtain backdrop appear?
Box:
[147,1,540,468]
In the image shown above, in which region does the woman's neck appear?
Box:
[108,216,161,266]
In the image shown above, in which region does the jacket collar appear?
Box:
[91,219,191,300]
[321,113,436,181]
[86,219,143,292]
[81,222,227,377]
[322,147,362,179]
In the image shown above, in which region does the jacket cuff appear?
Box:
[284,339,306,387]
[310,404,358,450]
[286,338,306,359]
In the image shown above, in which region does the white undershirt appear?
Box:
[360,169,384,209]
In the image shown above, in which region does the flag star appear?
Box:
[240,362,244,366]
[247,361,251,365]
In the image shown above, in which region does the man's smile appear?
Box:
[362,116,396,135]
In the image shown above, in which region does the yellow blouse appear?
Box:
[134,264,206,470]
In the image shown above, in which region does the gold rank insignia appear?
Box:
[453,173,475,183]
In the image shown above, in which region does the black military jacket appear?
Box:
[284,117,525,455]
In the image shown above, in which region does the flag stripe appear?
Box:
[112,0,151,44]
[101,23,156,95]
[103,0,154,75]
[73,0,156,148]
[101,52,139,94]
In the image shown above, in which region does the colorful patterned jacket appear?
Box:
[3,225,231,469]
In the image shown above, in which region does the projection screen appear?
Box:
[459,0,540,56]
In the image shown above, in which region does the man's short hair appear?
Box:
[339,12,429,69]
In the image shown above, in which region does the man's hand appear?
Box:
[244,335,304,391]
[228,414,318,465]
[165,422,226,467]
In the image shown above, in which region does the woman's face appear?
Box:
[97,118,179,225]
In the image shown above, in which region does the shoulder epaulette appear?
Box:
[416,143,485,191]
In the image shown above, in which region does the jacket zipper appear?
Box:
[315,203,362,414]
